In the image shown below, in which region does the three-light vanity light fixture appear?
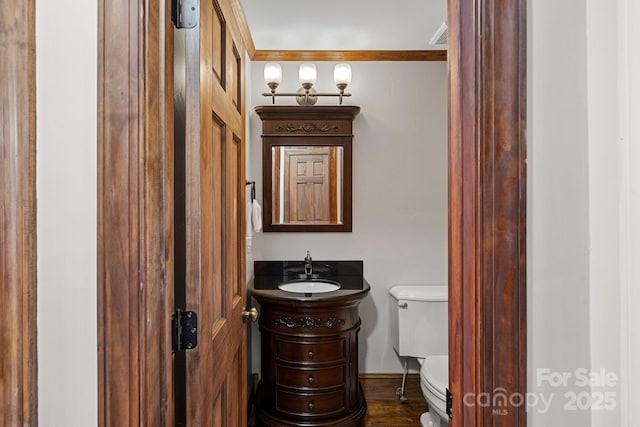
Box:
[262,63,352,105]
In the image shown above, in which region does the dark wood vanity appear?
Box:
[250,261,369,427]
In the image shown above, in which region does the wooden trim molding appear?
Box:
[97,0,174,424]
[0,1,38,425]
[252,50,447,62]
[230,0,256,58]
[448,0,527,425]
[359,373,420,381]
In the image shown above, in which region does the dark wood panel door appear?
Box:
[178,0,247,424]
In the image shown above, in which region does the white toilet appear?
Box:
[389,285,449,427]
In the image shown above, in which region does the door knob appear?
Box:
[242,307,259,323]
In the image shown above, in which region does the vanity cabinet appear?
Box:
[253,295,367,427]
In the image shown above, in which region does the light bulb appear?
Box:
[334,63,352,87]
[298,63,317,88]
[263,63,282,87]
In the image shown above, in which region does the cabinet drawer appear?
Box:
[277,364,345,389]
[276,389,345,416]
[277,339,345,363]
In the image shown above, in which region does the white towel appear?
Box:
[246,199,263,238]
[251,199,263,233]
[246,200,254,238]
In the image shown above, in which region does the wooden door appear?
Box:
[178,0,247,424]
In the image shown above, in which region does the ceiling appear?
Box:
[239,0,447,51]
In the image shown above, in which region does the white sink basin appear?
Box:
[278,280,340,294]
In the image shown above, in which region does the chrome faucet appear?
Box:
[304,251,313,275]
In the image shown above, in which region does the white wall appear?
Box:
[247,61,449,373]
[528,0,592,425]
[618,0,640,423]
[529,0,640,425]
[36,0,98,425]
[586,0,621,426]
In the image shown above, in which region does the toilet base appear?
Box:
[420,411,448,427]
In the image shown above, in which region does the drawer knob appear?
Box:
[307,350,314,359]
[308,401,314,411]
[308,376,314,384]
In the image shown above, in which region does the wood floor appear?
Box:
[248,374,426,426]
[361,374,425,426]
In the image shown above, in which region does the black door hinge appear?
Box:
[171,0,198,29]
[172,310,198,353]
[446,388,453,419]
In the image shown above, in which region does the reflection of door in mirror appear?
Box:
[272,146,343,224]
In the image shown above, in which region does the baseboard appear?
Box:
[359,372,420,380]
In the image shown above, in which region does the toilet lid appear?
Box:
[422,355,448,397]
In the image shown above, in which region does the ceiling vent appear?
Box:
[429,21,448,46]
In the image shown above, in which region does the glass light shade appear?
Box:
[298,63,317,86]
[333,63,352,86]
[263,63,282,85]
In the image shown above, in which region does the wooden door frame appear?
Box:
[448,0,527,425]
[96,1,527,427]
[0,1,38,425]
[97,0,175,424]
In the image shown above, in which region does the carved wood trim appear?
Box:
[274,316,346,329]
[0,1,37,424]
[252,50,447,62]
[97,0,174,424]
[276,123,340,133]
[448,0,527,426]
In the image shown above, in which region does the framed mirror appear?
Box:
[264,140,351,231]
[256,105,359,232]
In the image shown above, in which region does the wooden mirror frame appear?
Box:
[262,139,352,232]
[256,105,359,232]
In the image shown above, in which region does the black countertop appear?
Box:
[249,260,370,302]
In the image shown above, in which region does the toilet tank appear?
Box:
[389,285,448,358]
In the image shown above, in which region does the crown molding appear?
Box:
[251,50,447,62]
